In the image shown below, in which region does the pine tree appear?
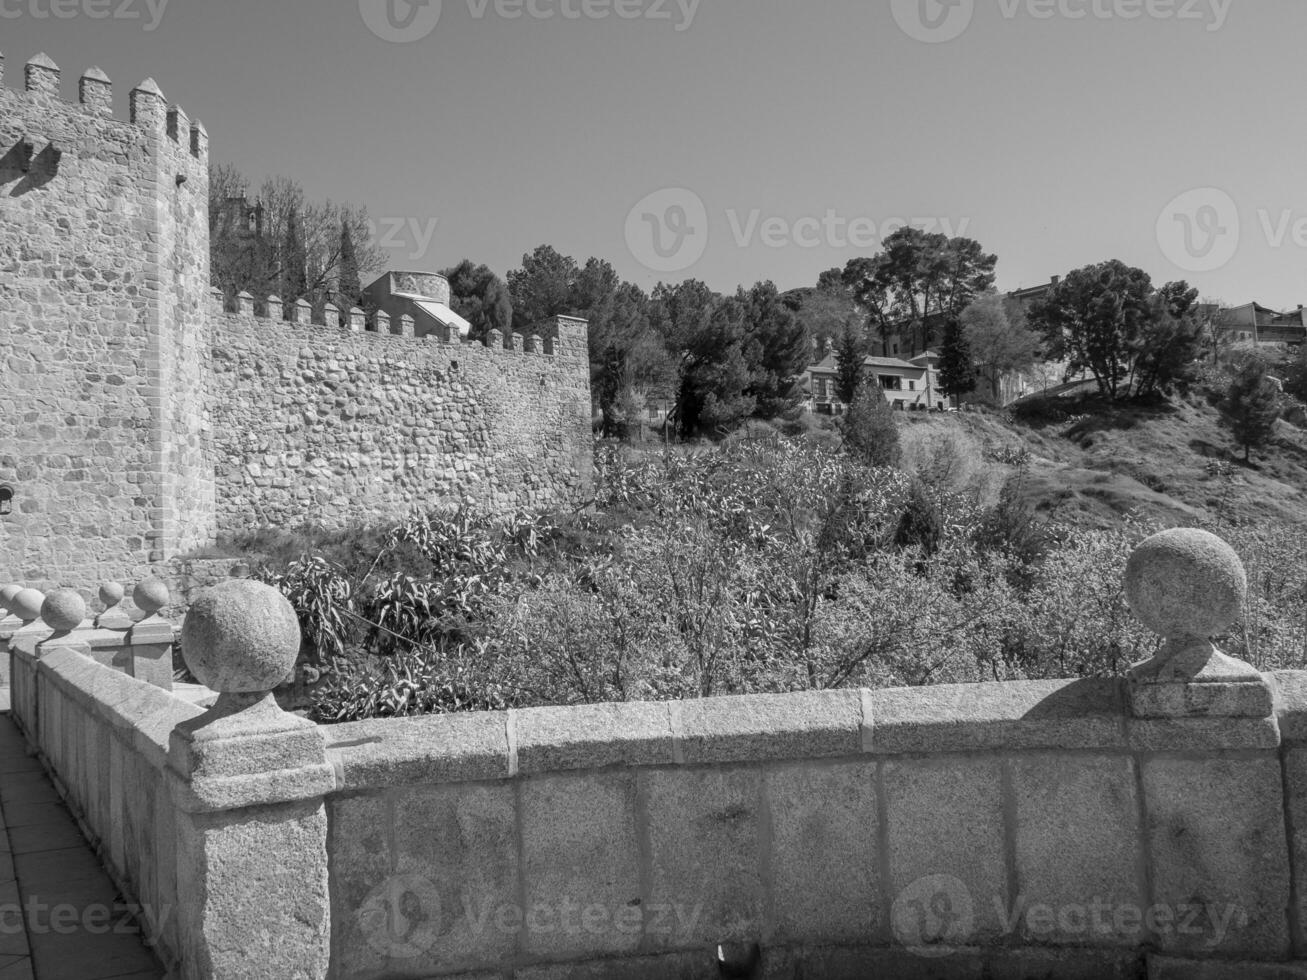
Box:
[938,318,977,404]
[1224,364,1281,463]
[842,379,900,467]
[279,209,308,312]
[834,323,867,405]
[338,222,361,312]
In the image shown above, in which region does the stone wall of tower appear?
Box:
[0,52,213,589]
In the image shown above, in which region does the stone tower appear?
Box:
[0,52,214,587]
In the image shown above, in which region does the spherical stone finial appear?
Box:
[41,589,86,633]
[133,578,169,617]
[181,580,301,694]
[11,589,46,623]
[0,585,22,613]
[99,582,125,607]
[1125,528,1246,643]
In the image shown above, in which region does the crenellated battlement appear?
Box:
[206,287,576,359]
[0,50,208,171]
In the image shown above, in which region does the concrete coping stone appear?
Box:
[1275,670,1307,744]
[865,678,1128,755]
[326,679,1159,792]
[39,646,202,768]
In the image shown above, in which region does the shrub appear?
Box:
[842,381,901,467]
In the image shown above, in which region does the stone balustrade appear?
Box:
[0,578,179,692]
[9,529,1307,979]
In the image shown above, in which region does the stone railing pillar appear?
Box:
[167,580,332,980]
[94,581,133,630]
[125,579,174,690]
[1124,528,1269,719]
[1123,528,1291,963]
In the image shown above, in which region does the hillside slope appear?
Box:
[903,390,1307,530]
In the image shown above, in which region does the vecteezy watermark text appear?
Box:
[0,0,168,30]
[892,874,1248,957]
[624,187,970,273]
[358,873,703,958]
[0,897,169,936]
[364,217,440,262]
[893,0,1231,44]
[360,0,699,43]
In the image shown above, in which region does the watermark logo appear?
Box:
[356,874,702,957]
[625,188,709,274]
[726,211,970,251]
[362,0,699,40]
[0,898,171,936]
[359,0,443,42]
[0,0,170,31]
[891,874,975,955]
[891,0,975,43]
[893,0,1232,42]
[364,217,441,262]
[358,874,443,958]
[1156,187,1240,273]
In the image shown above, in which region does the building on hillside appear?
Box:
[1219,302,1307,346]
[805,351,953,414]
[363,271,472,340]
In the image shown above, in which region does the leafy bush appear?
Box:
[228,434,1307,723]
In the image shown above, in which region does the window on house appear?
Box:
[908,380,915,391]
[879,376,902,391]
[816,379,828,399]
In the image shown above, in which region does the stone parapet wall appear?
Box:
[319,678,1306,978]
[208,304,593,533]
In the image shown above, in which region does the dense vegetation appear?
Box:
[234,424,1307,724]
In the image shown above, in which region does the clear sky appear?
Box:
[4,0,1305,307]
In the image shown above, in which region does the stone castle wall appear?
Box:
[0,50,593,593]
[208,303,593,533]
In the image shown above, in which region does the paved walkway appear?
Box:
[0,709,165,980]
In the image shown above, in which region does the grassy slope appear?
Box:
[901,389,1307,530]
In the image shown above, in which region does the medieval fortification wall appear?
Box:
[0,51,593,594]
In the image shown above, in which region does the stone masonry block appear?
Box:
[1142,756,1290,959]
[327,794,393,980]
[884,757,1008,944]
[520,771,642,959]
[644,767,764,949]
[676,690,862,765]
[868,679,1125,755]
[1281,747,1307,957]
[514,701,674,774]
[325,714,509,790]
[176,800,329,980]
[1275,670,1307,744]
[389,782,519,975]
[1010,754,1144,947]
[767,761,881,945]
[1127,716,1281,753]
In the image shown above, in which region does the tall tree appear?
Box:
[280,209,308,309]
[1027,260,1155,400]
[207,165,381,307]
[1224,362,1281,463]
[960,291,1042,404]
[337,222,361,312]
[740,281,810,420]
[507,245,579,331]
[872,228,998,353]
[677,298,755,437]
[937,318,977,403]
[841,256,897,353]
[442,260,514,341]
[834,323,868,405]
[1131,283,1203,397]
